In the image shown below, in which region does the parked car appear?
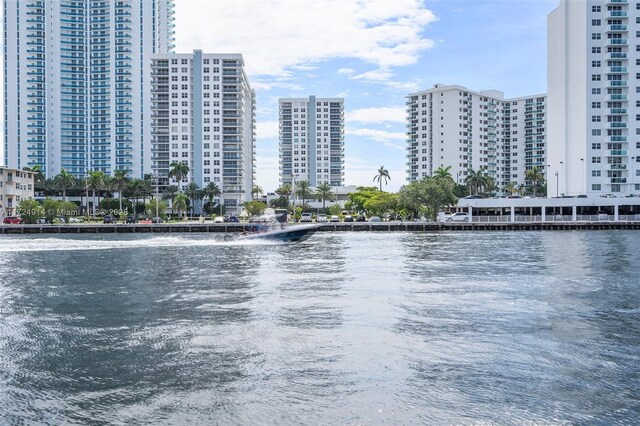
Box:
[300,213,313,223]
[213,216,225,223]
[3,216,23,225]
[54,217,67,224]
[368,216,382,222]
[437,212,448,223]
[36,217,50,224]
[599,194,617,198]
[343,215,354,222]
[355,215,367,222]
[330,215,340,222]
[226,216,240,223]
[68,217,83,223]
[126,215,137,224]
[103,215,116,224]
[446,212,470,222]
[576,194,588,198]
[463,195,484,199]
[151,217,163,224]
[316,214,327,223]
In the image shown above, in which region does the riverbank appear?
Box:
[2,221,640,234]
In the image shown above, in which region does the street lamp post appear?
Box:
[580,158,584,194]
[555,171,559,198]
[154,174,159,219]
[559,161,564,196]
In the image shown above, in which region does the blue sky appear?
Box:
[177,0,559,192]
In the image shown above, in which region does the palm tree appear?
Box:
[53,169,76,202]
[202,181,222,216]
[168,161,189,191]
[87,170,105,216]
[113,170,129,211]
[505,181,517,197]
[373,166,390,191]
[275,184,292,198]
[252,184,264,201]
[524,166,545,197]
[295,180,312,211]
[185,182,201,217]
[433,165,453,182]
[24,165,45,193]
[128,178,146,217]
[102,176,117,207]
[173,193,188,219]
[465,168,487,195]
[314,182,334,209]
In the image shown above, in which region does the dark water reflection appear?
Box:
[0,231,638,424]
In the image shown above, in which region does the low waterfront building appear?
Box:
[406,84,547,195]
[150,50,256,215]
[456,196,640,222]
[0,167,35,217]
[279,96,345,188]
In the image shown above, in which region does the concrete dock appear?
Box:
[2,221,640,234]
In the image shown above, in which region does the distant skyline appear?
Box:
[1,0,559,191]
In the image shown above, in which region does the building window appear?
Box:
[592,47,601,54]
[591,33,601,40]
[592,61,601,67]
[592,170,601,177]
[592,156,601,163]
[592,142,601,149]
[592,74,601,81]
[592,115,601,122]
[592,19,601,26]
[592,184,601,191]
[592,102,601,108]
[592,5,600,12]
[592,129,601,136]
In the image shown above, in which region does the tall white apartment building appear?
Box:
[548,0,640,196]
[3,0,176,179]
[279,96,344,187]
[151,51,256,215]
[406,84,547,193]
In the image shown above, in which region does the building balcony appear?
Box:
[607,164,627,170]
[608,66,627,73]
[608,150,627,156]
[607,38,627,45]
[608,136,627,142]
[608,122,627,128]
[608,108,627,114]
[608,24,627,32]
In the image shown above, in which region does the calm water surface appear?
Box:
[0,231,638,424]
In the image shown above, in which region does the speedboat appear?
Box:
[236,224,320,243]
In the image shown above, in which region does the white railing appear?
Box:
[467,214,640,223]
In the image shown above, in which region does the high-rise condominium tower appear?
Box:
[279,96,344,188]
[406,84,547,194]
[3,0,176,178]
[151,51,255,215]
[548,0,640,196]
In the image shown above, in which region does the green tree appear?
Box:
[373,166,391,191]
[202,182,222,216]
[162,185,179,206]
[244,200,267,217]
[314,182,335,209]
[24,165,45,193]
[42,198,60,224]
[168,161,189,191]
[363,192,398,216]
[398,176,458,221]
[16,199,43,224]
[146,199,167,219]
[524,166,545,197]
[59,201,79,222]
[252,184,264,200]
[53,169,76,202]
[433,165,454,182]
[113,170,129,211]
[87,170,105,216]
[505,181,518,197]
[172,193,188,219]
[347,186,380,214]
[295,180,312,211]
[184,182,202,217]
[465,168,488,195]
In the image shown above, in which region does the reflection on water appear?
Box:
[0,231,638,424]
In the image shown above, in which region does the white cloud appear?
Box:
[256,121,280,139]
[251,81,304,91]
[351,67,421,91]
[175,0,436,77]
[346,128,406,149]
[346,106,406,124]
[337,68,355,75]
